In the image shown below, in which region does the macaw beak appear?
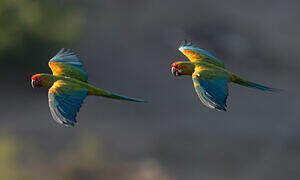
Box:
[171,67,179,76]
[31,79,41,88]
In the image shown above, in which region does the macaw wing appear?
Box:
[48,49,88,82]
[179,41,225,68]
[48,80,87,126]
[192,66,229,111]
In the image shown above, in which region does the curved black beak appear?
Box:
[171,67,179,76]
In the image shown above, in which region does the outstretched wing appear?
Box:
[179,41,225,68]
[48,80,87,126]
[48,49,88,82]
[192,66,229,111]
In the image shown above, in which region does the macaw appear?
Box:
[31,49,145,127]
[171,41,278,111]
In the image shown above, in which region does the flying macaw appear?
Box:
[171,41,278,111]
[31,49,145,126]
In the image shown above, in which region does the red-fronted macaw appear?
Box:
[31,49,145,126]
[171,41,278,111]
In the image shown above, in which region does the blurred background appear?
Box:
[0,0,299,179]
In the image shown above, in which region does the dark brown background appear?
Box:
[0,0,299,179]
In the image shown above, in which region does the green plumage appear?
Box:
[32,49,145,127]
[171,41,279,111]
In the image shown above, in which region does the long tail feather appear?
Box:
[92,87,146,102]
[108,93,147,102]
[230,73,280,92]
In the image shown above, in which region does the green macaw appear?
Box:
[171,41,278,111]
[31,49,145,126]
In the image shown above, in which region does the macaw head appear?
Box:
[171,61,195,76]
[31,74,54,88]
[31,74,42,88]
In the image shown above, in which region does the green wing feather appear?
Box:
[179,41,225,68]
[49,49,88,82]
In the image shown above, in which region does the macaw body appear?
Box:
[31,49,144,127]
[171,41,278,111]
[32,73,144,100]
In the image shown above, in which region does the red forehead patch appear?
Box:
[31,74,39,81]
[171,62,178,68]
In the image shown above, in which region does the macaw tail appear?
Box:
[106,93,146,103]
[89,86,146,102]
[229,73,280,92]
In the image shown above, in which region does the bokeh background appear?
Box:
[0,0,299,179]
